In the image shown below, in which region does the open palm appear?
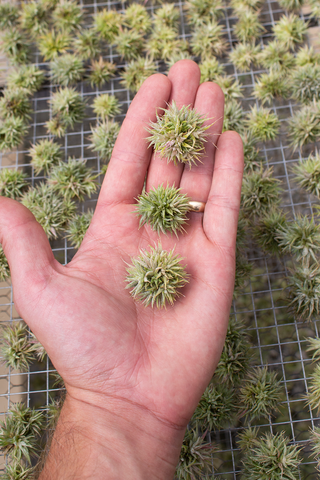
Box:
[0,61,243,435]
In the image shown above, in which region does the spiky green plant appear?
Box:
[46,397,63,429]
[66,210,94,249]
[52,0,83,33]
[49,87,86,131]
[0,3,19,30]
[273,14,308,50]
[154,3,180,30]
[231,0,264,12]
[0,88,32,121]
[223,99,245,133]
[253,209,287,255]
[310,427,320,472]
[147,101,211,168]
[121,57,157,93]
[214,75,243,100]
[0,403,43,464]
[237,426,259,452]
[286,264,320,321]
[239,366,282,420]
[234,253,253,291]
[0,29,30,65]
[241,168,281,217]
[175,428,215,480]
[215,317,251,386]
[135,184,191,236]
[229,42,261,72]
[93,94,121,120]
[50,54,85,86]
[2,461,34,480]
[234,9,265,43]
[29,333,46,363]
[29,139,62,175]
[87,57,116,89]
[310,0,320,20]
[295,45,320,67]
[21,183,76,239]
[253,71,290,105]
[1,322,39,372]
[245,105,280,142]
[125,243,189,308]
[89,120,120,162]
[242,134,262,172]
[38,29,71,61]
[293,152,320,199]
[306,336,320,363]
[239,429,302,480]
[114,29,145,61]
[291,65,320,104]
[146,26,186,61]
[93,9,122,43]
[123,4,151,34]
[185,0,224,25]
[45,117,66,138]
[20,1,50,37]
[0,168,28,200]
[287,102,320,151]
[278,0,304,10]
[7,66,44,94]
[277,216,320,264]
[199,58,225,83]
[73,29,101,61]
[258,40,295,73]
[48,158,97,201]
[306,364,320,413]
[0,116,28,152]
[191,21,228,59]
[0,246,10,282]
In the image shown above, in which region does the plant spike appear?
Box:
[0,168,28,200]
[89,120,120,162]
[38,29,71,61]
[29,139,62,175]
[286,264,320,321]
[1,322,39,372]
[66,210,94,249]
[87,57,116,89]
[48,158,97,201]
[50,54,85,86]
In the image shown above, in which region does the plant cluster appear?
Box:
[48,158,97,201]
[253,209,287,256]
[223,99,245,133]
[93,9,121,43]
[234,10,265,43]
[253,71,290,105]
[47,87,86,136]
[50,54,85,86]
[29,139,62,175]
[291,65,320,104]
[73,29,101,60]
[0,246,10,282]
[121,57,157,93]
[0,168,28,200]
[87,57,116,88]
[199,58,225,83]
[293,152,320,199]
[287,102,320,151]
[175,428,215,480]
[185,0,224,25]
[1,322,41,372]
[7,66,45,94]
[89,120,120,162]
[241,167,281,217]
[306,364,320,413]
[191,21,228,58]
[273,14,307,50]
[92,94,121,120]
[258,40,295,73]
[66,210,94,249]
[277,216,320,265]
[229,42,261,72]
[38,29,71,61]
[245,106,280,142]
[286,264,320,321]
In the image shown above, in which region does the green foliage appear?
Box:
[1,29,30,65]
[277,216,320,264]
[0,88,32,121]
[87,57,116,89]
[93,9,121,43]
[223,99,245,133]
[245,105,280,142]
[241,168,281,217]
[115,29,144,61]
[2,461,34,480]
[234,253,253,291]
[52,0,83,33]
[229,42,260,72]
[21,183,76,239]
[273,14,307,50]
[66,210,94,249]
[0,3,19,30]
[253,71,290,105]
[310,427,320,472]
[73,29,101,61]
[306,336,320,363]
[175,428,215,480]
[38,29,71,61]
[293,152,320,199]
[191,21,227,59]
[7,66,44,94]
[93,94,121,120]
[306,364,320,413]
[1,322,39,372]
[0,116,28,152]
[253,209,287,255]
[147,101,210,168]
[123,4,151,34]
[286,264,320,321]
[48,158,97,201]
[231,0,264,12]
[146,26,186,61]
[126,244,189,308]
[310,0,320,20]
[295,45,320,67]
[287,102,320,151]
[214,75,243,100]
[291,65,320,104]
[135,184,191,236]
[154,4,180,30]
[278,0,304,10]
[29,139,62,175]
[185,0,224,25]
[89,120,120,162]
[199,58,225,83]
[50,54,85,86]
[49,87,86,132]
[121,57,157,93]
[237,426,259,452]
[45,117,66,138]
[0,168,28,200]
[20,1,51,37]
[0,246,10,282]
[234,9,265,42]
[258,40,295,73]
[242,134,262,172]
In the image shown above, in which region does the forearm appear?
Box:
[38,393,185,480]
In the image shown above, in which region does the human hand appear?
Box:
[0,60,243,479]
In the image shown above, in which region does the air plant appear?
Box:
[253,71,290,105]
[0,246,10,282]
[242,134,262,172]
[310,0,320,20]
[0,3,19,30]
[239,366,282,420]
[306,364,320,413]
[66,210,94,249]
[185,0,225,25]
[234,10,265,43]
[93,9,122,43]
[291,65,320,104]
[241,167,281,217]
[0,168,28,200]
[49,87,86,131]
[293,151,320,199]
[2,462,34,480]
[153,3,180,30]
[21,183,76,239]
[245,105,280,142]
[114,29,145,61]
[253,209,287,256]
[192,383,238,431]
[231,0,264,12]
[273,14,308,50]
[0,29,30,65]
[46,397,63,429]
[89,120,120,162]
[92,94,121,120]
[277,216,320,265]
[176,428,215,480]
[286,264,320,321]
[0,403,43,464]
[306,336,320,363]
[278,0,304,11]
[29,138,62,175]
[50,54,85,86]
[0,87,32,122]
[48,158,97,201]
[258,40,295,73]
[0,116,28,152]
[125,243,189,308]
[234,253,253,291]
[215,317,251,386]
[7,66,45,94]
[147,101,211,168]
[87,57,116,89]
[121,57,157,93]
[135,184,191,236]
[19,1,51,37]
[166,52,193,70]
[229,42,261,72]
[287,102,320,151]
[29,332,46,363]
[146,26,186,61]
[38,30,71,61]
[123,4,151,34]
[295,45,320,67]
[223,99,245,133]
[1,322,39,372]
[52,0,83,33]
[73,29,101,61]
[237,426,259,452]
[199,58,225,83]
[191,21,228,59]
[214,75,243,100]
[239,429,302,480]
[45,117,67,138]
[310,427,320,472]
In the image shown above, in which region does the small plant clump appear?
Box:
[52,0,83,33]
[48,87,86,135]
[242,134,262,172]
[121,57,157,93]
[0,116,28,152]
[29,138,62,175]
[287,102,320,151]
[0,88,32,122]
[293,152,320,199]
[0,168,28,200]
[286,265,320,321]
[7,66,45,94]
[146,26,186,62]
[306,336,320,362]
[234,10,265,43]
[273,14,308,50]
[185,0,225,25]
[48,158,97,201]
[89,120,120,162]
[291,65,320,104]
[306,364,320,413]
[38,29,71,61]
[147,101,211,168]
[245,105,280,141]
[253,71,290,105]
[50,54,85,86]
[135,184,191,236]
[115,29,145,61]
[277,216,320,265]
[19,1,51,37]
[231,0,264,13]
[229,42,261,72]
[214,75,243,100]
[1,322,39,372]
[310,427,320,472]
[0,246,10,282]
[2,462,34,480]
[73,29,101,61]
[258,40,295,73]
[66,210,94,249]
[223,99,245,133]
[87,57,116,88]
[199,58,225,83]
[241,168,281,217]
[0,3,19,30]
[175,428,215,480]
[191,21,228,59]
[123,4,151,34]
[253,209,287,256]
[125,243,189,308]
[295,45,320,67]
[0,29,30,65]
[278,0,304,11]
[93,9,122,43]
[93,94,121,120]
[154,3,180,30]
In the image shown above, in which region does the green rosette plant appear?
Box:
[286,265,320,321]
[245,105,280,142]
[38,30,71,61]
[273,14,308,50]
[175,428,215,480]
[241,167,281,217]
[287,102,320,151]
[121,57,157,93]
[89,120,120,162]
[0,116,29,152]
[0,88,32,122]
[48,158,97,201]
[50,54,85,86]
[0,246,10,282]
[293,152,320,199]
[0,168,28,200]
[7,66,45,94]
[1,322,39,372]
[66,210,94,249]
[92,94,121,120]
[253,209,287,256]
[88,57,116,88]
[29,139,62,175]
[0,3,19,30]
[52,0,83,33]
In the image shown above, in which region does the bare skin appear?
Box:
[0,60,243,479]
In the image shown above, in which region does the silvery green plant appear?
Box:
[277,216,320,265]
[223,99,245,133]
[278,0,304,11]
[146,26,186,62]
[258,40,295,73]
[287,102,320,151]
[175,428,215,480]
[48,87,86,133]
[0,3,19,30]
[291,65,320,104]
[45,117,67,138]
[286,264,320,321]
[295,45,320,67]
[153,3,180,30]
[306,336,320,363]
[48,158,97,201]
[199,58,225,83]
[306,364,320,413]
[29,139,62,176]
[310,0,320,20]
[0,87,32,122]
[191,21,228,59]
[310,427,320,473]
[0,246,10,282]
[115,29,145,61]
[121,57,157,93]
[1,322,39,372]
[245,105,280,141]
[19,1,51,37]
[273,14,308,50]
[241,168,281,217]
[7,66,44,94]
[253,71,290,105]
[185,0,225,25]
[52,0,83,33]
[231,0,264,12]
[242,134,262,172]
[88,57,116,89]
[125,244,189,308]
[0,116,28,152]
[135,184,191,236]
[229,42,261,72]
[234,253,253,291]
[293,152,320,199]
[2,461,34,480]
[89,120,120,162]
[93,94,121,120]
[38,30,71,61]
[0,168,28,200]
[66,210,94,249]
[123,4,151,34]
[253,209,287,256]
[73,29,101,61]
[93,9,121,43]
[214,75,243,100]
[0,29,30,65]
[50,54,85,86]
[234,9,265,43]
[147,101,211,168]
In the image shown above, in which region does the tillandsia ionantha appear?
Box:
[0,403,43,464]
[252,209,287,256]
[50,54,85,86]
[306,364,320,414]
[89,120,120,162]
[0,3,19,30]
[0,29,30,65]
[0,168,28,200]
[0,88,32,122]
[48,158,98,201]
[310,427,320,473]
[2,461,35,480]
[93,9,122,43]
[229,42,261,73]
[191,21,228,59]
[147,101,211,168]
[230,0,264,13]
[199,58,225,83]
[245,105,280,142]
[1,322,39,372]
[310,0,320,20]
[66,210,94,249]
[0,116,28,152]
[114,29,145,61]
[87,57,117,89]
[273,14,308,51]
[135,184,191,236]
[293,151,320,199]
[0,246,10,282]
[175,428,215,480]
[6,65,45,95]
[295,45,320,68]
[122,3,152,34]
[253,71,290,105]
[92,94,121,120]
[21,183,76,239]
[29,138,62,176]
[239,366,283,420]
[291,65,320,104]
[213,75,243,101]
[278,0,304,11]
[241,167,281,217]
[234,10,265,43]
[223,99,245,133]
[153,3,180,31]
[242,134,262,172]
[73,29,101,61]
[257,40,295,74]
[52,0,83,33]
[306,336,320,363]
[287,102,320,151]
[38,29,71,61]
[48,86,86,133]
[19,0,51,38]
[121,57,157,93]
[286,264,320,321]
[125,243,189,309]
[185,0,225,25]
[146,26,186,62]
[234,253,253,292]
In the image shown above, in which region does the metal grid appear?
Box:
[0,0,319,477]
